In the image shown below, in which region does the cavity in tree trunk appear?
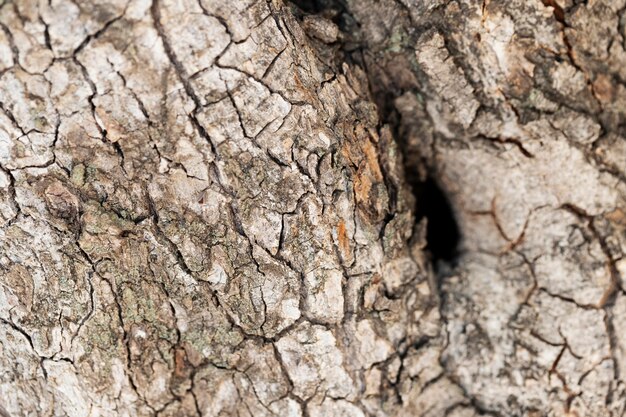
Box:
[1,0,626,416]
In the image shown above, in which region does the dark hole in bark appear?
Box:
[415,178,460,266]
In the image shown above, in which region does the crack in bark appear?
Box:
[2,0,626,415]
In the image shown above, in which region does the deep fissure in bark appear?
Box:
[414,177,460,265]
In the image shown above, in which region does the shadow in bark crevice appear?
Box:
[413,177,460,268]
[286,0,359,42]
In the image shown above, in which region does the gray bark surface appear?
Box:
[1,0,626,416]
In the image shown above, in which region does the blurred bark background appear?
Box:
[1,0,626,415]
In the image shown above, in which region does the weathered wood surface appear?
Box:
[1,0,626,416]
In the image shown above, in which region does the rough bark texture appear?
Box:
[2,0,626,416]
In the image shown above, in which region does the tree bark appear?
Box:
[1,0,626,416]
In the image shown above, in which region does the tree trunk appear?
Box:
[1,0,626,416]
